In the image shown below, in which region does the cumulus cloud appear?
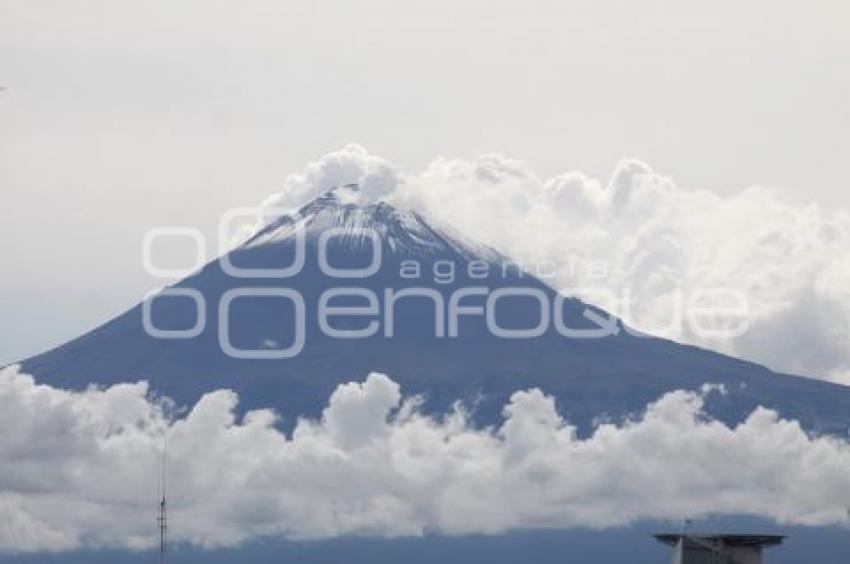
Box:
[262,143,400,213]
[2,365,850,553]
[259,146,850,383]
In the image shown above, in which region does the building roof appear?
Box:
[654,534,785,548]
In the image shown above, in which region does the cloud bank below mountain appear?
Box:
[1,366,849,553]
[260,145,850,384]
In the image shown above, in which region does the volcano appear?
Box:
[17,185,850,434]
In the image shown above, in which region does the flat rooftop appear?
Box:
[654,534,785,548]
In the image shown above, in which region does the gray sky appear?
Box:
[1,0,848,364]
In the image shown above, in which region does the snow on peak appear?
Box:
[244,184,503,262]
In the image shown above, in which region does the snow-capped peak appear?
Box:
[243,184,504,262]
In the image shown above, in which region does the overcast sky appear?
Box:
[1,0,849,364]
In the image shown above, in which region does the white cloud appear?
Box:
[261,143,400,214]
[260,146,850,383]
[2,365,850,553]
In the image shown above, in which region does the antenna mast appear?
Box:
[156,433,168,564]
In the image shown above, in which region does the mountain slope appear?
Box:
[18,187,850,434]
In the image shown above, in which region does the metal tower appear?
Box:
[156,434,168,564]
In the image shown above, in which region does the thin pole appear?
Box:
[156,434,167,564]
